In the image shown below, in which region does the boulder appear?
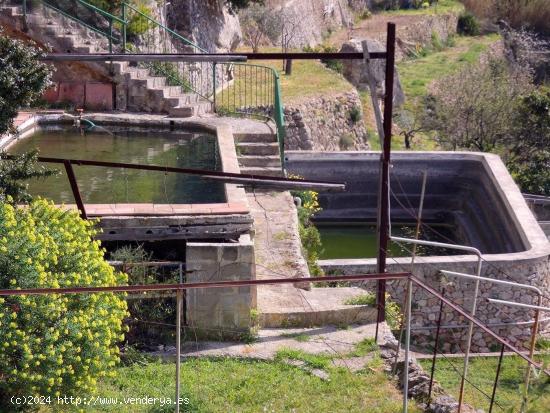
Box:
[339,38,406,108]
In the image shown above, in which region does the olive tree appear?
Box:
[240,4,280,52]
[0,34,52,136]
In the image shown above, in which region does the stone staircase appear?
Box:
[0,3,211,116]
[234,132,284,177]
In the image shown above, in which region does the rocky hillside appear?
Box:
[167,0,242,52]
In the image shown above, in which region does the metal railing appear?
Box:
[213,62,286,167]
[17,0,288,167]
[0,153,345,219]
[0,271,548,413]
[121,2,215,101]
[22,0,125,53]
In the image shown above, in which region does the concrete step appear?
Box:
[259,287,378,328]
[238,155,281,168]
[146,76,166,88]
[176,93,202,106]
[0,6,22,17]
[125,67,151,79]
[169,101,212,117]
[154,85,183,98]
[237,142,279,156]
[239,166,284,177]
[234,132,278,143]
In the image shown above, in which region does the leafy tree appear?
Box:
[0,151,58,204]
[240,4,279,53]
[0,34,52,136]
[507,88,550,195]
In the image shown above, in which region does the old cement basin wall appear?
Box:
[3,112,260,338]
[286,151,550,352]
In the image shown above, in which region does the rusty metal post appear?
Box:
[521,298,542,412]
[63,160,87,219]
[375,22,396,337]
[489,343,505,413]
[175,289,183,413]
[428,288,445,406]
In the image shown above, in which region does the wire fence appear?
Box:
[1,268,548,412]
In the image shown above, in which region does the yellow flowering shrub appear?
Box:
[0,199,128,409]
[289,176,324,276]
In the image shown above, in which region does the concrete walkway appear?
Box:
[248,190,378,327]
[153,322,393,374]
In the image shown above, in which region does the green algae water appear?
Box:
[11,126,225,204]
[316,222,461,259]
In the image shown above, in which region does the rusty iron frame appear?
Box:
[2,272,549,413]
[376,22,397,332]
[0,154,346,219]
[38,25,396,328]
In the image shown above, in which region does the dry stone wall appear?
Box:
[284,91,370,151]
[322,258,550,352]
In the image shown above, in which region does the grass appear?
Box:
[280,332,312,342]
[216,47,352,111]
[397,33,500,106]
[418,354,550,412]
[344,293,376,306]
[39,354,420,412]
[381,0,463,16]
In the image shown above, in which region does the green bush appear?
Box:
[457,12,480,36]
[0,34,51,136]
[0,199,128,409]
[339,133,355,150]
[126,5,154,38]
[302,44,343,74]
[290,183,324,276]
[348,106,362,123]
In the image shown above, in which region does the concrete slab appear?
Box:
[248,190,378,327]
[154,322,392,361]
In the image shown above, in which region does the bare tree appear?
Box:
[278,9,300,74]
[421,55,534,151]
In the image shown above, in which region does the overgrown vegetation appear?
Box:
[0,151,58,204]
[110,245,179,347]
[344,292,403,330]
[418,50,549,194]
[0,199,128,411]
[291,185,324,276]
[0,34,51,136]
[462,0,550,37]
[457,12,480,36]
[418,354,550,412]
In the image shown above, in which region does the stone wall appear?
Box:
[284,91,369,151]
[186,235,257,339]
[262,0,355,47]
[167,0,242,52]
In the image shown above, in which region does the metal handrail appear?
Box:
[0,153,345,219]
[24,0,125,53]
[273,69,285,169]
[213,62,285,170]
[75,0,126,24]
